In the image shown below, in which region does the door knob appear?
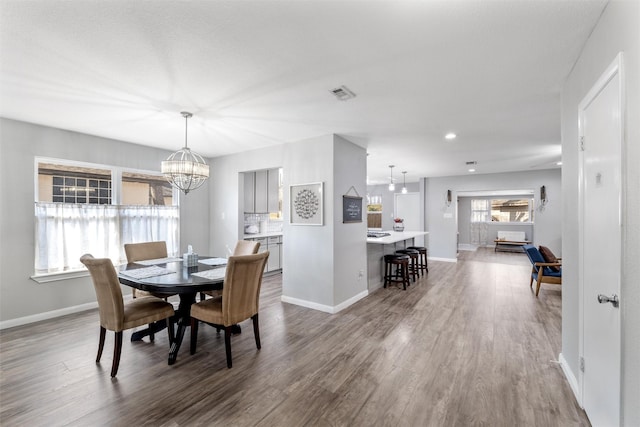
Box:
[597,293,619,308]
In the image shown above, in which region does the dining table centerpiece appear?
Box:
[393,218,404,232]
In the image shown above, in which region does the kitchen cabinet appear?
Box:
[267,168,280,213]
[254,170,268,213]
[267,236,281,271]
[243,172,255,213]
[245,235,282,272]
[243,168,281,214]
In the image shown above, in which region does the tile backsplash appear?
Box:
[244,213,283,234]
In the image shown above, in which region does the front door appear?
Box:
[579,53,623,426]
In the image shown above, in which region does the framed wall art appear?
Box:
[342,195,363,223]
[290,182,323,225]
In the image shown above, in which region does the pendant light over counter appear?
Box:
[401,171,408,194]
[161,112,210,195]
[388,165,395,191]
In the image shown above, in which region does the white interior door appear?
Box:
[579,53,623,427]
[395,192,423,246]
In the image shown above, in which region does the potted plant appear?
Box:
[393,218,404,232]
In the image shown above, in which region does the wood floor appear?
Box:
[0,248,589,426]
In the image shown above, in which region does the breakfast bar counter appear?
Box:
[367,230,428,291]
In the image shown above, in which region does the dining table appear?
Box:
[118,256,228,365]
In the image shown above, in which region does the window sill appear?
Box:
[30,269,89,283]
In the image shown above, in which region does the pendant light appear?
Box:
[161,112,210,195]
[388,165,395,191]
[401,171,408,194]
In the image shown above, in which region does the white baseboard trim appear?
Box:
[559,352,582,407]
[0,301,98,330]
[281,289,369,314]
[428,256,457,263]
[0,294,134,330]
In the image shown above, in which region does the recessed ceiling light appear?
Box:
[468,168,476,173]
[445,133,457,140]
[556,161,563,166]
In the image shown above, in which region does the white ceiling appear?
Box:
[0,0,607,184]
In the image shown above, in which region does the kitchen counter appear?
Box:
[367,230,429,292]
[243,232,283,239]
[366,230,428,245]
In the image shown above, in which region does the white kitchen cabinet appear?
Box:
[267,168,280,213]
[245,235,282,272]
[267,235,281,271]
[243,172,255,213]
[244,168,279,214]
[254,170,268,213]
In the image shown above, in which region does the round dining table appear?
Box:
[118,257,225,365]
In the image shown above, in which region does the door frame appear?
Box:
[577,52,625,412]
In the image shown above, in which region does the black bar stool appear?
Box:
[383,254,410,290]
[407,246,428,274]
[396,249,420,282]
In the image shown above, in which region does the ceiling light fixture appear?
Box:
[468,168,476,173]
[388,165,395,191]
[556,161,563,166]
[161,112,210,195]
[401,171,408,194]
[445,132,457,140]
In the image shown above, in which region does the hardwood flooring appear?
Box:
[0,248,589,426]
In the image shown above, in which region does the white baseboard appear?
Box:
[0,294,133,330]
[428,256,457,263]
[0,301,98,330]
[559,352,582,407]
[281,289,368,314]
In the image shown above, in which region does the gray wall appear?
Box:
[425,169,561,260]
[208,134,368,311]
[366,182,420,230]
[0,118,210,323]
[560,1,639,424]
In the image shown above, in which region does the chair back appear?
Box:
[124,241,168,263]
[233,240,260,255]
[523,244,558,276]
[222,252,269,326]
[80,254,125,331]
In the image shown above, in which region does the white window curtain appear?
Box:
[35,203,179,274]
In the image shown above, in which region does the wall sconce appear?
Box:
[445,189,452,207]
[539,185,548,211]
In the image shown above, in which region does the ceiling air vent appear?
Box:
[330,85,356,101]
[465,161,477,165]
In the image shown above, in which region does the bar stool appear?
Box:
[395,249,420,282]
[407,246,428,275]
[383,254,410,290]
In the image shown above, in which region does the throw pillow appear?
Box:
[539,246,561,272]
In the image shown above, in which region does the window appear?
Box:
[470,198,533,223]
[35,158,179,275]
[490,199,532,222]
[470,199,489,222]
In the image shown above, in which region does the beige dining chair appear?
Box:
[190,251,269,368]
[203,240,260,299]
[80,254,175,377]
[124,241,173,299]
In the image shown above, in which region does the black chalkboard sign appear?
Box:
[342,195,363,223]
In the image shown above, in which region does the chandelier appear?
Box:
[161,112,209,195]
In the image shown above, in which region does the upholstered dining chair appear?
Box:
[80,254,175,377]
[523,244,562,296]
[203,240,261,299]
[190,251,269,368]
[124,241,172,299]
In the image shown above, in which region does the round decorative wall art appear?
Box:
[290,182,323,225]
[294,189,319,219]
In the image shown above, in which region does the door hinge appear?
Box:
[580,356,585,372]
[580,136,585,151]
